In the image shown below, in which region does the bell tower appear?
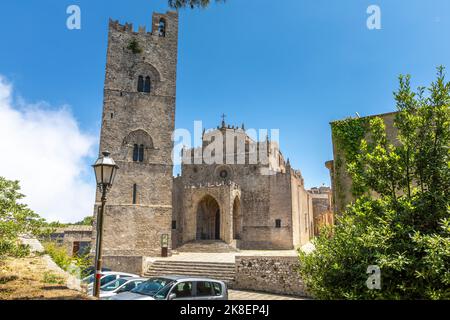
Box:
[93,11,178,269]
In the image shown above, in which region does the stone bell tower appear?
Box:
[93,11,178,271]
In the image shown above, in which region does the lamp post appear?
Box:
[92,151,119,298]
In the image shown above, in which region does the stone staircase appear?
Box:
[145,260,236,285]
[174,241,239,253]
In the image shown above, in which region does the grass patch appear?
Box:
[0,275,18,284]
[42,272,65,285]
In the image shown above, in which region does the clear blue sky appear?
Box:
[1,0,449,189]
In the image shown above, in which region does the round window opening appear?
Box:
[219,170,228,179]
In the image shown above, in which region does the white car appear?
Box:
[82,271,139,294]
[98,277,148,300]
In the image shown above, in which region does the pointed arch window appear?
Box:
[144,76,151,93]
[133,144,145,163]
[139,144,145,162]
[137,76,144,92]
[133,144,139,162]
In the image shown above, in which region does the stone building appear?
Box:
[327,111,398,213]
[49,226,92,257]
[172,121,315,250]
[93,11,330,273]
[93,11,178,261]
[308,187,333,236]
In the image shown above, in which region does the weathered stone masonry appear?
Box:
[93,12,179,264]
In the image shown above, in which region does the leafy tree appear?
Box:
[299,67,450,300]
[168,0,224,9]
[0,177,45,258]
[73,216,93,226]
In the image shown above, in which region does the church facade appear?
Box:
[172,121,315,250]
[93,11,332,272]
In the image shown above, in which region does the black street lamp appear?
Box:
[92,151,119,298]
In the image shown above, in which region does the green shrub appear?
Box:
[43,242,72,271]
[299,67,450,300]
[127,39,142,54]
[42,242,91,278]
[0,240,30,259]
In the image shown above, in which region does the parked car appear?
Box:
[82,272,139,294]
[109,276,228,300]
[97,277,148,300]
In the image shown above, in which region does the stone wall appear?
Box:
[329,111,398,212]
[102,256,145,275]
[234,256,309,297]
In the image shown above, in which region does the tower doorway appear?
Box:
[196,195,221,241]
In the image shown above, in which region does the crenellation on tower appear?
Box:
[93,11,179,269]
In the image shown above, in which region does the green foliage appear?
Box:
[0,177,45,258]
[169,0,224,9]
[331,117,369,207]
[299,67,450,300]
[42,242,73,270]
[127,39,142,54]
[42,242,91,279]
[73,216,93,226]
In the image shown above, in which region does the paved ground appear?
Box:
[229,290,306,300]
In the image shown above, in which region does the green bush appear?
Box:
[42,242,91,278]
[299,67,450,300]
[0,240,30,259]
[42,242,73,271]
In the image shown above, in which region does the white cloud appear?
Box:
[0,75,96,223]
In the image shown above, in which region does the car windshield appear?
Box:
[101,278,128,292]
[131,278,174,297]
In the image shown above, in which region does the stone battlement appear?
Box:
[108,11,178,35]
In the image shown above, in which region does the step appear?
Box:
[147,267,235,275]
[145,259,236,284]
[145,271,235,278]
[151,261,235,268]
[147,270,235,277]
[175,241,239,253]
[145,272,234,280]
[145,273,235,282]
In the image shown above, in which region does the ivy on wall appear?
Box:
[331,117,369,212]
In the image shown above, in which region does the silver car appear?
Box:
[109,276,228,300]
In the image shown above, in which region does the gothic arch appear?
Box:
[196,195,221,241]
[232,196,242,240]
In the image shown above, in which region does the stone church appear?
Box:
[93,11,332,271]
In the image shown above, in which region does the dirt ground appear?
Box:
[0,254,90,300]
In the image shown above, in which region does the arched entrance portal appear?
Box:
[196,195,221,241]
[232,197,242,240]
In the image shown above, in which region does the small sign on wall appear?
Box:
[161,234,169,257]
